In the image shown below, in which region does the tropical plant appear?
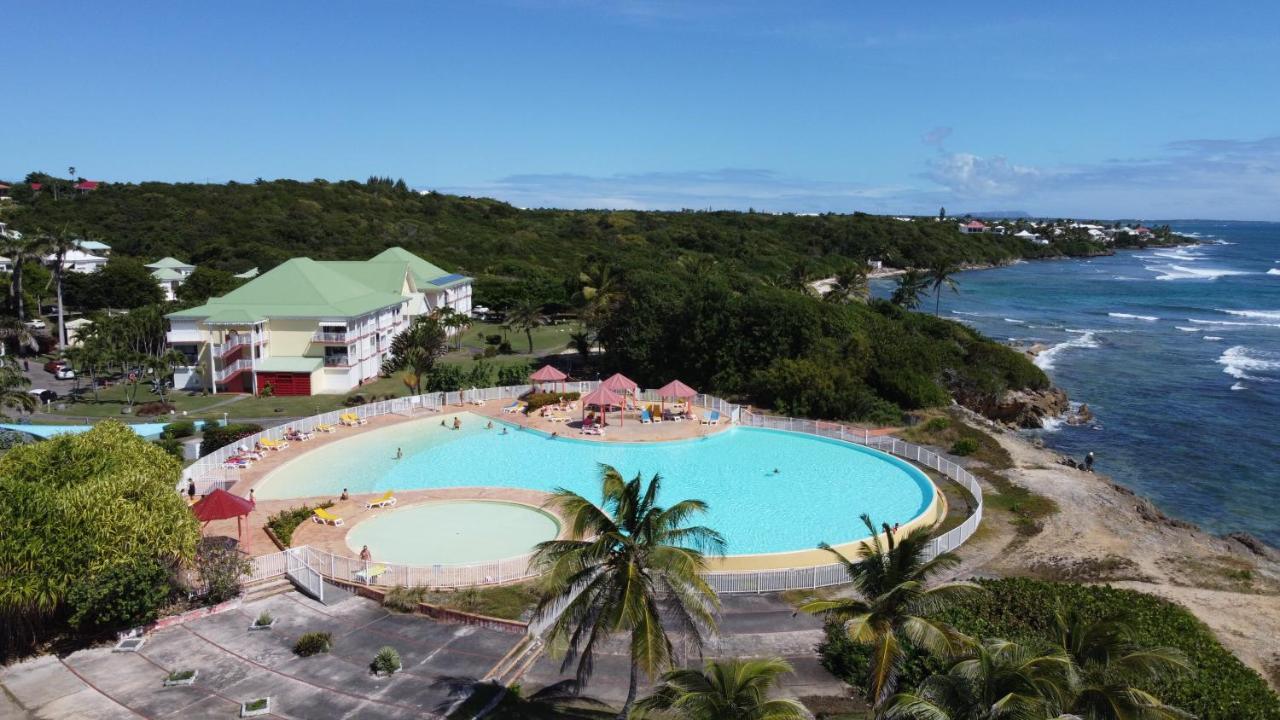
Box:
[0,357,35,419]
[891,269,931,310]
[66,557,174,631]
[506,296,545,354]
[0,317,39,357]
[43,226,80,349]
[293,631,333,657]
[0,232,42,320]
[825,264,869,304]
[569,329,593,366]
[1051,608,1191,720]
[386,314,448,394]
[370,646,401,675]
[881,639,1076,720]
[799,514,978,706]
[436,678,614,719]
[927,260,962,317]
[531,465,726,719]
[194,542,253,604]
[634,657,807,720]
[576,263,621,331]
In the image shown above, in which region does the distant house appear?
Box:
[1134,225,1153,236]
[76,239,112,255]
[991,225,1008,235]
[234,267,260,279]
[45,248,108,273]
[1014,229,1048,246]
[959,220,988,235]
[0,256,11,272]
[146,257,197,301]
[0,183,11,202]
[74,180,101,192]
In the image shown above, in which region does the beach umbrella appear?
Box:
[530,364,568,393]
[656,379,697,413]
[191,488,256,552]
[601,373,640,419]
[581,385,625,426]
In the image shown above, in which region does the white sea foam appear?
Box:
[1175,326,1199,332]
[1003,318,1026,324]
[1147,264,1252,281]
[1039,415,1065,432]
[1151,249,1203,261]
[1035,330,1100,371]
[1108,312,1159,321]
[1190,318,1280,329]
[1231,382,1246,391]
[1217,346,1280,382]
[951,310,983,317]
[1268,268,1280,276]
[1218,309,1280,321]
[1203,336,1223,341]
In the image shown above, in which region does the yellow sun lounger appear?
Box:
[311,507,344,526]
[315,423,336,433]
[355,564,388,584]
[339,413,367,426]
[365,491,397,509]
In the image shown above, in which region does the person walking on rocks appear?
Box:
[1085,451,1095,472]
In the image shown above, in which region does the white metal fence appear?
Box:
[208,384,983,594]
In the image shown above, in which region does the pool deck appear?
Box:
[210,397,734,556]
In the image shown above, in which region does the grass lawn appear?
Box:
[39,383,233,419]
[456,321,580,357]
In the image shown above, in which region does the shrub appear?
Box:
[497,340,514,354]
[154,438,185,460]
[160,420,195,439]
[135,401,176,417]
[255,610,273,627]
[521,391,581,414]
[370,646,401,675]
[194,542,253,604]
[484,334,502,346]
[497,363,531,386]
[382,585,427,613]
[258,383,274,398]
[266,502,334,546]
[199,423,263,456]
[67,558,174,631]
[343,393,368,407]
[949,438,980,456]
[293,631,332,657]
[922,416,950,432]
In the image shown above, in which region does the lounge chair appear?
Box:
[312,507,344,526]
[339,412,368,426]
[468,395,485,406]
[315,423,336,433]
[259,438,288,450]
[366,491,397,509]
[700,410,721,425]
[501,401,526,414]
[224,457,250,469]
[355,564,388,584]
[640,409,652,424]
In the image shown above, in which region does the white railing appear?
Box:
[192,383,981,594]
[214,358,253,382]
[286,547,325,601]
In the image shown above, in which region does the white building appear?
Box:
[146,257,196,301]
[44,249,109,273]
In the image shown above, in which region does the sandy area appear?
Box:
[958,422,1280,688]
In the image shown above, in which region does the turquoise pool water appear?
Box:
[346,501,560,565]
[0,422,172,439]
[256,413,934,556]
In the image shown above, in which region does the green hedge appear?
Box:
[266,502,334,546]
[819,577,1280,719]
[199,423,263,456]
[522,391,581,414]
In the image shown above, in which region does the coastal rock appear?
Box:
[1067,403,1094,425]
[1226,532,1280,561]
[963,387,1070,429]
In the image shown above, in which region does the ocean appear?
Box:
[876,221,1280,546]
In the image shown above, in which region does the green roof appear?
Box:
[205,308,265,324]
[370,247,452,286]
[256,357,322,373]
[146,256,194,270]
[151,268,185,281]
[321,261,413,294]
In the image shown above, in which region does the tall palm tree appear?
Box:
[1,232,42,321]
[43,226,79,350]
[891,269,931,310]
[927,261,962,317]
[825,265,869,304]
[799,515,979,707]
[882,639,1076,720]
[634,657,807,720]
[531,466,726,719]
[1052,609,1190,720]
[0,357,36,419]
[506,296,544,354]
[576,263,620,330]
[386,315,448,394]
[568,329,593,367]
[0,317,39,357]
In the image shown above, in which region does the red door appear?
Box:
[257,372,312,396]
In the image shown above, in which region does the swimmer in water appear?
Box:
[395,447,402,460]
[486,420,494,430]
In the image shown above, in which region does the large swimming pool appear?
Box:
[256,413,936,558]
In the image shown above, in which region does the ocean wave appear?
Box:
[1189,318,1280,329]
[951,310,984,317]
[1231,382,1246,391]
[1268,268,1280,276]
[1217,345,1280,382]
[1003,318,1026,324]
[1203,336,1223,341]
[1108,312,1159,321]
[1147,264,1252,281]
[1175,326,1199,332]
[1218,309,1280,321]
[1151,249,1203,261]
[1035,330,1100,371]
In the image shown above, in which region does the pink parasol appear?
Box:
[530,364,569,393]
[581,385,625,426]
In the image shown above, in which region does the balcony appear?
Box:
[312,329,357,344]
[323,354,353,368]
[214,358,253,382]
[213,332,268,358]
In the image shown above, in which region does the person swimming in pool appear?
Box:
[486,420,494,430]
[453,417,461,430]
[500,427,509,435]
[395,447,402,460]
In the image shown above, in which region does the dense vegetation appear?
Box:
[0,422,200,657]
[820,577,1280,719]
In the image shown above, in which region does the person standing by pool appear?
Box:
[359,545,372,562]
[453,416,461,430]
[395,447,402,460]
[187,479,196,500]
[340,488,349,501]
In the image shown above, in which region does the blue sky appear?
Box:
[5,1,1279,219]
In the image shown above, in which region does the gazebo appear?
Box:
[191,489,255,552]
[530,364,568,393]
[581,385,625,426]
[656,379,697,412]
[601,372,639,409]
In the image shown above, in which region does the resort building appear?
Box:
[165,247,472,396]
[44,248,108,273]
[959,220,987,234]
[147,257,196,301]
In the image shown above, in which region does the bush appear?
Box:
[255,610,273,627]
[497,363,531,386]
[949,438,980,456]
[194,542,253,604]
[497,340,514,354]
[293,631,333,657]
[153,437,185,460]
[67,558,174,631]
[199,423,262,456]
[343,393,368,407]
[484,334,502,346]
[135,401,176,417]
[521,391,581,414]
[370,646,401,675]
[266,502,334,546]
[922,416,950,432]
[382,585,427,613]
[160,420,195,439]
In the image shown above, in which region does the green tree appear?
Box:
[568,329,593,366]
[176,266,243,305]
[891,269,931,310]
[43,226,81,349]
[91,258,164,308]
[0,422,199,655]
[576,263,620,331]
[0,317,39,357]
[927,260,962,317]
[0,357,36,419]
[385,314,448,394]
[635,657,807,720]
[800,515,978,706]
[506,296,544,354]
[882,639,1076,720]
[531,466,725,719]
[825,264,869,304]
[0,232,42,320]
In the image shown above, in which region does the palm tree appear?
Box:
[825,265,869,304]
[43,226,79,350]
[576,263,620,330]
[0,357,35,419]
[882,639,1076,720]
[506,296,544,354]
[1052,609,1190,720]
[0,317,39,357]
[927,261,962,317]
[799,515,979,706]
[531,466,726,719]
[568,329,592,367]
[891,269,931,310]
[386,315,449,394]
[1,232,42,321]
[634,657,807,720]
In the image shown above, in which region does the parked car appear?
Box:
[28,388,58,403]
[24,319,46,330]
[54,367,76,380]
[43,359,67,373]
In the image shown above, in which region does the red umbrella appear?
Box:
[530,364,568,393]
[191,489,255,552]
[581,385,624,426]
